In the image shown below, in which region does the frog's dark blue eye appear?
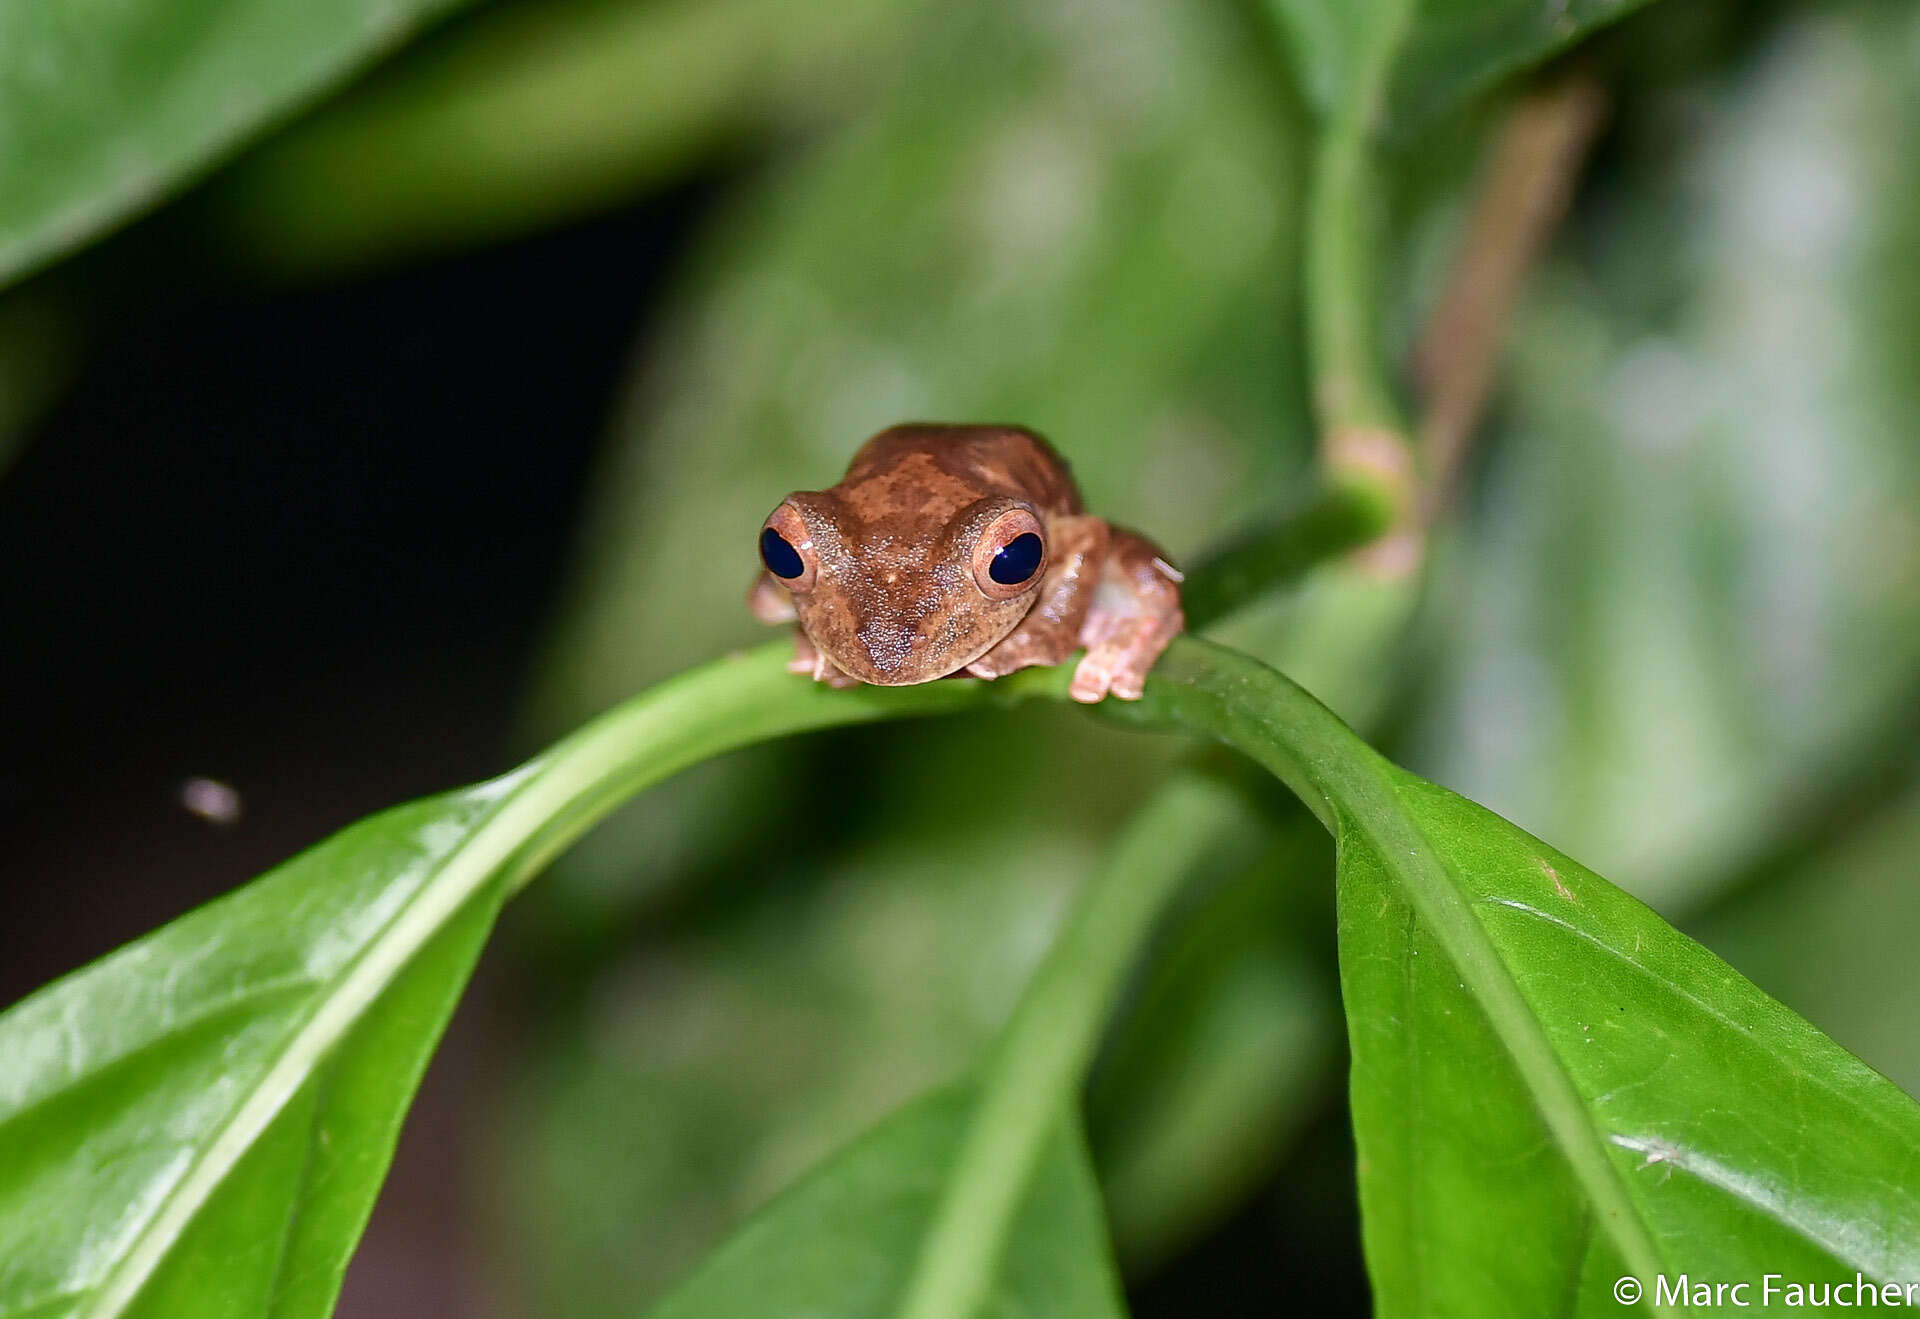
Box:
[989,532,1044,586]
[760,527,805,580]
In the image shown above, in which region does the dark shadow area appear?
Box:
[1131,1099,1370,1318]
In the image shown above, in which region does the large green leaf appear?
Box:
[0,788,507,1319]
[1268,0,1661,132]
[0,653,997,1319]
[1116,641,1920,1311]
[647,1086,1124,1319]
[1337,783,1920,1311]
[0,0,469,288]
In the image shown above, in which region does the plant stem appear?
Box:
[1305,0,1416,451]
[498,645,1075,898]
[894,775,1232,1319]
[1301,0,1421,583]
[1182,478,1395,629]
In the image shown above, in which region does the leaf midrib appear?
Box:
[1340,776,1667,1290]
[1161,640,1669,1293]
[71,777,529,1318]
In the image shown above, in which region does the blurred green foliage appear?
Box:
[1,0,1918,1312]
[210,0,921,274]
[482,0,1920,1308]
[1410,6,1920,909]
[0,0,471,286]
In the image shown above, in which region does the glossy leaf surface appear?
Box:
[0,651,1002,1319]
[1337,779,1920,1312]
[0,787,510,1319]
[1115,642,1920,1311]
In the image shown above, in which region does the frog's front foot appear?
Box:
[1069,614,1182,702]
[1068,530,1184,702]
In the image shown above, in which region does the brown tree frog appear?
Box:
[750,423,1184,702]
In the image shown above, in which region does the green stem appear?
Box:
[1181,478,1395,629]
[1304,0,1416,456]
[894,776,1231,1319]
[497,645,1076,898]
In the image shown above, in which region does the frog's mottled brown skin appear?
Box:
[749,423,1184,702]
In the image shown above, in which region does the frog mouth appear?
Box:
[839,619,1007,686]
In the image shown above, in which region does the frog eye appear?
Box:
[991,534,1043,584]
[971,508,1046,600]
[759,503,818,592]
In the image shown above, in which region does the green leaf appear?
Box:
[0,0,470,288]
[13,634,1917,1318]
[1268,0,1660,132]
[0,788,508,1319]
[1336,785,1920,1309]
[647,1085,1124,1319]
[0,650,1005,1319]
[1121,640,1920,1310]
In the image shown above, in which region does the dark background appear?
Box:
[0,196,696,1001]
